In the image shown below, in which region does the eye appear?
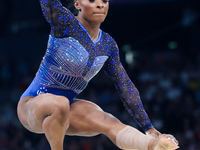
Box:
[89,0,109,3]
[102,0,109,2]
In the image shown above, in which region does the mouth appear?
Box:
[93,12,105,15]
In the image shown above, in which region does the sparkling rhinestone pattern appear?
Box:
[36,0,154,131]
[38,36,108,94]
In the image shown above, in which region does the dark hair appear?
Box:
[60,0,79,16]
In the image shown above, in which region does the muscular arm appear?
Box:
[39,0,76,37]
[103,42,154,132]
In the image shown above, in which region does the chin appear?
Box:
[94,18,106,24]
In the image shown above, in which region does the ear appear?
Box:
[74,0,81,10]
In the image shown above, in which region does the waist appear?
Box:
[20,76,78,102]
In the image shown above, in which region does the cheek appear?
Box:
[105,6,109,15]
[105,4,109,12]
[80,1,93,10]
[82,6,93,16]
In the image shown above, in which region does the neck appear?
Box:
[76,16,101,42]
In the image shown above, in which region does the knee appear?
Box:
[51,95,70,118]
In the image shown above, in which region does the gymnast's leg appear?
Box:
[17,93,70,150]
[66,99,178,150]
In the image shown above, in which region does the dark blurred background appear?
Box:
[0,0,200,149]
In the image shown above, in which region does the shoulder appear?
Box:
[101,31,115,42]
[101,31,119,49]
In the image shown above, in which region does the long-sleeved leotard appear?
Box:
[20,0,153,132]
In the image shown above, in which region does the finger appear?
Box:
[158,135,180,150]
[166,135,179,145]
[167,137,179,148]
[161,134,179,147]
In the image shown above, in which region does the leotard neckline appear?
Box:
[78,22,102,45]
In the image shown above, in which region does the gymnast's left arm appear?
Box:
[103,40,161,137]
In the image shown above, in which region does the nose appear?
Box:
[96,0,104,9]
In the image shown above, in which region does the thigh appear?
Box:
[66,99,126,138]
[17,93,70,133]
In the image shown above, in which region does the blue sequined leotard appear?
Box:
[20,0,153,132]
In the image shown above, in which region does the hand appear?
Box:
[145,128,161,138]
[156,134,179,149]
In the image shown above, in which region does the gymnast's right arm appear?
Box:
[39,0,76,37]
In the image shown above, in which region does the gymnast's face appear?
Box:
[74,0,109,24]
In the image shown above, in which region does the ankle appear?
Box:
[148,138,158,150]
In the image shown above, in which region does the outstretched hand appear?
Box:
[146,128,179,149]
[155,134,179,150]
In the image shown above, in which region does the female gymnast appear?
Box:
[17,0,179,149]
